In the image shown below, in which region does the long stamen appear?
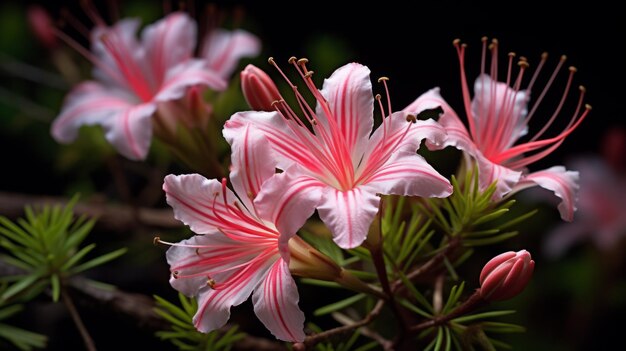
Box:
[453,39,478,140]
[524,55,567,124]
[529,66,576,142]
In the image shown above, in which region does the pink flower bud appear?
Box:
[27,5,58,50]
[479,250,535,301]
[241,64,281,111]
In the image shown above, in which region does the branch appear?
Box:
[0,191,181,231]
[408,290,486,332]
[297,299,386,350]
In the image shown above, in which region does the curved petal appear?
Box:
[314,63,374,162]
[472,74,529,150]
[405,88,476,153]
[476,154,522,199]
[254,167,325,253]
[202,29,261,79]
[365,151,452,198]
[51,81,155,160]
[163,174,239,234]
[514,166,579,221]
[252,259,305,342]
[91,18,143,86]
[192,257,274,333]
[155,60,227,101]
[141,12,196,84]
[225,111,320,173]
[317,185,381,249]
[225,124,278,212]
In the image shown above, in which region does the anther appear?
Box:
[288,56,297,64]
[585,104,592,111]
[518,61,529,69]
[568,66,577,73]
[153,236,161,245]
[481,36,488,42]
[406,114,417,123]
[377,77,389,83]
[304,71,314,78]
[453,38,461,46]
[375,94,382,100]
[560,55,567,62]
[508,52,516,58]
[207,278,216,288]
[268,57,275,65]
[541,52,549,60]
[579,85,586,93]
[519,56,528,62]
[271,100,281,107]
[297,58,309,65]
[172,271,179,279]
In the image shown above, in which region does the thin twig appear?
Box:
[62,288,97,351]
[298,299,385,349]
[409,290,486,333]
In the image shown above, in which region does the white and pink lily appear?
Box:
[405,38,591,221]
[160,126,311,341]
[51,12,259,160]
[225,59,453,249]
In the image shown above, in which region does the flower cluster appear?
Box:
[47,8,590,346]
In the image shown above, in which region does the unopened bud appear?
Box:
[27,5,58,50]
[479,250,534,301]
[288,236,342,281]
[241,64,281,111]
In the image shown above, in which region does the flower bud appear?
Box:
[241,64,281,111]
[479,250,535,301]
[288,236,342,281]
[27,5,58,50]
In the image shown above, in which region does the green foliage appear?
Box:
[306,323,378,351]
[0,286,47,350]
[419,168,536,246]
[0,196,127,303]
[154,293,245,351]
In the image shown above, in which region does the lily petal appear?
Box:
[472,74,529,149]
[317,185,381,249]
[514,166,579,221]
[476,154,522,199]
[366,151,452,198]
[225,111,320,172]
[316,63,374,160]
[254,167,325,252]
[141,12,196,84]
[155,60,227,101]
[225,124,277,212]
[193,257,274,333]
[91,18,143,86]
[51,81,155,160]
[252,259,305,342]
[163,174,238,234]
[202,29,261,79]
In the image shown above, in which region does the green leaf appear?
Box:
[0,323,48,349]
[50,274,60,302]
[397,271,433,313]
[463,232,518,246]
[313,293,366,316]
[60,243,96,271]
[473,208,509,226]
[1,273,41,301]
[434,326,444,351]
[452,310,516,323]
[399,298,431,319]
[69,247,127,274]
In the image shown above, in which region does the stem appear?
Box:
[298,299,385,349]
[62,289,97,351]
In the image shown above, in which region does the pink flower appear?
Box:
[161,126,310,341]
[405,38,591,221]
[224,59,453,249]
[545,156,626,257]
[51,12,227,160]
[201,29,261,79]
[27,5,57,50]
[480,250,535,301]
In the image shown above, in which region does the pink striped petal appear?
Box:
[91,19,142,86]
[192,257,274,333]
[252,259,305,342]
[316,63,374,160]
[317,185,381,249]
[155,60,227,101]
[51,81,155,160]
[163,174,239,234]
[141,12,196,84]
[365,151,452,198]
[515,166,579,221]
[225,124,277,212]
[202,29,261,79]
[225,111,320,172]
[254,167,325,252]
[472,74,529,149]
[476,154,522,199]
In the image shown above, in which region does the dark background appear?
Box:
[1,1,625,350]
